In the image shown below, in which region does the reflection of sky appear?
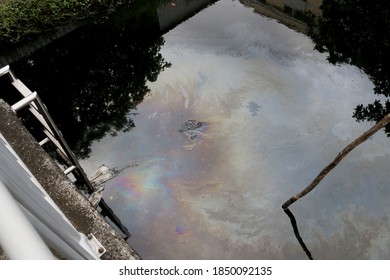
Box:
[81,0,390,259]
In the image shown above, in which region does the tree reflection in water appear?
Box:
[281,0,389,259]
[309,0,390,135]
[2,1,172,159]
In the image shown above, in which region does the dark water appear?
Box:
[1,0,390,259]
[0,1,172,158]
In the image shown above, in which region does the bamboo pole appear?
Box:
[282,113,390,210]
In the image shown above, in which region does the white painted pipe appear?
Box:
[0,65,10,77]
[0,180,56,260]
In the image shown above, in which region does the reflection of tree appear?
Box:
[309,0,390,135]
[9,3,171,159]
[282,0,390,210]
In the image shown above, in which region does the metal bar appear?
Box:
[38,137,50,146]
[11,79,33,97]
[0,134,101,260]
[0,180,56,260]
[0,65,10,77]
[42,129,67,159]
[6,68,93,192]
[21,207,88,260]
[11,92,37,112]
[11,78,67,157]
[64,166,77,175]
[7,68,17,81]
[33,94,95,193]
[28,105,58,142]
[3,66,130,240]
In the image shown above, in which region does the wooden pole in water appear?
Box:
[282,112,390,210]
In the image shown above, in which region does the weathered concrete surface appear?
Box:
[0,21,84,67]
[0,99,141,260]
[240,0,308,33]
[158,0,218,32]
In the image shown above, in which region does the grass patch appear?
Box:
[0,0,127,43]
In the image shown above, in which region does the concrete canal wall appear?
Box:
[0,21,84,68]
[240,0,320,33]
[157,0,218,32]
[0,99,140,260]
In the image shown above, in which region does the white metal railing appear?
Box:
[0,132,102,259]
[0,64,130,239]
[0,180,56,260]
[1,64,94,192]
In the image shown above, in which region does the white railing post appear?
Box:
[0,180,56,260]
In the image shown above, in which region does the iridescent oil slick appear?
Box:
[81,0,390,259]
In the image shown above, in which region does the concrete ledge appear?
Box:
[0,99,141,260]
[240,0,308,34]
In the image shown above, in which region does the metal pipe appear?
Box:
[38,137,50,146]
[0,180,56,260]
[11,92,37,112]
[64,166,77,175]
[4,65,131,239]
[20,206,99,260]
[33,94,95,193]
[0,65,10,77]
[8,67,94,193]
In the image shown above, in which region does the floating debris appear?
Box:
[88,161,140,206]
[89,164,114,188]
[89,161,139,189]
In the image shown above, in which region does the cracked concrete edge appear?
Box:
[0,99,141,260]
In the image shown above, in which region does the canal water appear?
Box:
[3,0,390,259]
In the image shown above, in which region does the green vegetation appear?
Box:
[0,0,178,158]
[0,0,127,43]
[2,1,172,158]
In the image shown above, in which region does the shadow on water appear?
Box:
[283,208,314,260]
[0,1,173,159]
[0,0,220,160]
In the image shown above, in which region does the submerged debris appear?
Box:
[179,120,208,140]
